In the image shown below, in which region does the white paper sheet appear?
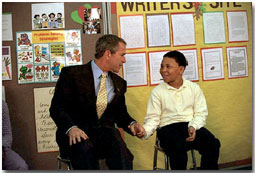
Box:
[226,47,248,78]
[201,48,224,80]
[148,51,169,85]
[227,11,249,42]
[123,53,147,87]
[146,14,170,47]
[119,15,145,49]
[2,13,13,41]
[171,13,195,46]
[179,49,199,81]
[203,12,226,44]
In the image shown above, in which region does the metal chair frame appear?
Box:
[57,154,72,170]
[153,136,197,170]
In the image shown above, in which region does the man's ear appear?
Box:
[104,50,111,59]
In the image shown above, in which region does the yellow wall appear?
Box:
[116,2,252,170]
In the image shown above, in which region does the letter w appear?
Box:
[121,2,134,12]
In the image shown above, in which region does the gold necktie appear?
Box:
[96,72,107,119]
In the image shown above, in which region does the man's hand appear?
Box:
[186,126,196,142]
[68,127,89,146]
[128,122,145,138]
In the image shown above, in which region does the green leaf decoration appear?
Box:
[71,10,84,25]
[84,4,91,9]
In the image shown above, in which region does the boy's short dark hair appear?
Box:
[163,51,188,69]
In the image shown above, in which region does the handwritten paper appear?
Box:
[34,87,59,153]
[227,11,249,42]
[2,13,13,41]
[123,52,147,87]
[146,14,170,47]
[171,13,195,46]
[119,15,145,49]
[203,12,226,44]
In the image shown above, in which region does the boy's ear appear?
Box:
[180,66,185,74]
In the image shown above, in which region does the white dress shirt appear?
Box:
[143,78,208,139]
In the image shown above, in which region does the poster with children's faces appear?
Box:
[31,2,65,30]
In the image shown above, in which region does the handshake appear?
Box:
[128,122,146,138]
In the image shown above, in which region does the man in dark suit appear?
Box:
[50,34,145,170]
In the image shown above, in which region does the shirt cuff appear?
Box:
[65,125,77,135]
[129,121,137,126]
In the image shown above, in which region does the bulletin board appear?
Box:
[114,2,253,170]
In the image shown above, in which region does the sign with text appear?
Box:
[34,87,59,153]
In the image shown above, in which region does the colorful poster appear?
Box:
[16,29,82,84]
[2,46,12,80]
[31,2,65,30]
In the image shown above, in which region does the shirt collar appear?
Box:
[164,77,187,90]
[91,60,108,79]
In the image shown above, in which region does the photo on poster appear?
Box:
[31,2,65,30]
[34,64,51,82]
[83,7,101,35]
[2,46,12,80]
[17,32,32,51]
[65,47,82,66]
[33,44,50,64]
[18,63,34,84]
[17,50,33,63]
[50,60,65,81]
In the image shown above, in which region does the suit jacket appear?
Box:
[49,61,135,155]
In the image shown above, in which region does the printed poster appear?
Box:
[16,30,82,84]
[2,46,12,80]
[31,2,65,30]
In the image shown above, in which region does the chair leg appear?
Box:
[58,160,62,170]
[164,154,169,170]
[153,148,158,170]
[67,162,72,170]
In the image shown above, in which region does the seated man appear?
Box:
[2,100,28,170]
[142,51,220,170]
[49,34,145,170]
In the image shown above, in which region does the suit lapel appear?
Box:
[109,72,124,104]
[78,61,97,107]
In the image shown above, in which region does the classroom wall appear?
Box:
[2,2,103,170]
[113,2,253,170]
